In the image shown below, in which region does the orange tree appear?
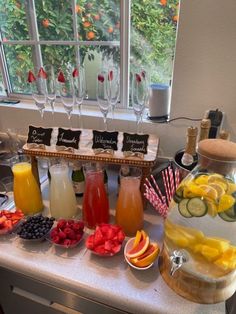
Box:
[0,0,178,92]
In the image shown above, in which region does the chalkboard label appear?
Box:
[92,130,118,151]
[56,128,81,149]
[27,125,53,146]
[122,133,149,154]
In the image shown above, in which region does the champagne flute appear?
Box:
[107,66,120,122]
[131,71,148,133]
[96,69,110,131]
[28,68,47,119]
[44,65,56,117]
[57,67,75,128]
[73,65,86,129]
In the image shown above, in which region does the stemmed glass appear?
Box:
[57,66,75,128]
[44,65,56,118]
[131,71,148,133]
[73,65,86,129]
[28,68,47,119]
[107,66,120,122]
[96,69,110,131]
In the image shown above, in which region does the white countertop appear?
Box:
[0,170,226,314]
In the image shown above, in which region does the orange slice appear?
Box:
[132,230,142,249]
[126,236,150,259]
[130,242,159,267]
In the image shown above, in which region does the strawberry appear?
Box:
[98,74,104,83]
[72,68,79,77]
[108,70,113,81]
[117,230,125,243]
[135,73,142,83]
[38,67,47,79]
[27,70,36,83]
[57,71,66,83]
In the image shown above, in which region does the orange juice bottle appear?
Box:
[12,162,43,215]
[115,166,143,236]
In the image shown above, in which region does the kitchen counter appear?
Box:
[0,169,226,314]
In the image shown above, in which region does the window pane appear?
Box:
[41,44,120,101]
[35,0,74,41]
[0,0,29,40]
[0,71,6,96]
[75,0,120,42]
[3,44,33,93]
[130,0,179,84]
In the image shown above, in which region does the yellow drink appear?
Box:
[12,162,43,215]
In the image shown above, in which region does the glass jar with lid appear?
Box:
[160,139,236,304]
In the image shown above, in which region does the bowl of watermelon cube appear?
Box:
[47,219,84,248]
[0,209,24,235]
[85,223,126,256]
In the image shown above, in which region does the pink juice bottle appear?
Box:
[82,163,109,229]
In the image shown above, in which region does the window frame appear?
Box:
[0,0,130,108]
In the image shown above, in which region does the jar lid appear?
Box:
[198,139,236,162]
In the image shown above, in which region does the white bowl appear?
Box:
[124,237,154,270]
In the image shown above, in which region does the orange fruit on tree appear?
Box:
[75,4,82,14]
[108,26,114,34]
[160,0,167,6]
[83,21,91,28]
[173,15,179,22]
[42,19,50,28]
[87,31,95,40]
[93,14,100,21]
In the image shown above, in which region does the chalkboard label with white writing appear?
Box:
[27,125,53,146]
[56,128,81,149]
[122,133,149,154]
[92,130,118,151]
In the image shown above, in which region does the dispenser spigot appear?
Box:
[170,250,187,276]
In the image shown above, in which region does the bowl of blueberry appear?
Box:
[16,214,55,241]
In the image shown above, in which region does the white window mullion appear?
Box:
[25,0,42,70]
[120,0,131,108]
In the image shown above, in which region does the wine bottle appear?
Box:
[72,162,85,197]
[199,118,211,142]
[181,126,198,167]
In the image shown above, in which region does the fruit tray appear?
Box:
[0,209,24,235]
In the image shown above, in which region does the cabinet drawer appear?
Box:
[0,267,128,314]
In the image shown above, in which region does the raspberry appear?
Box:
[58,231,66,240]
[64,227,72,235]
[63,239,71,247]
[67,229,76,240]
[52,235,60,244]
[57,219,66,230]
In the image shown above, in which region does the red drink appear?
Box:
[82,166,109,229]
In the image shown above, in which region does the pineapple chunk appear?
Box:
[165,229,189,248]
[203,237,230,253]
[200,245,221,261]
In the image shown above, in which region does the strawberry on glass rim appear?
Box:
[38,67,47,79]
[27,70,36,83]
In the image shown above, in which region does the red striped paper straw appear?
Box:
[175,168,180,188]
[164,168,171,203]
[150,174,165,202]
[168,166,175,197]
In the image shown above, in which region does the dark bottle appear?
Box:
[72,162,85,197]
[104,168,108,193]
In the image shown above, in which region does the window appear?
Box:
[0,0,179,108]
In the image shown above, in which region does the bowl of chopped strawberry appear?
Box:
[86,223,126,256]
[47,219,84,248]
[0,208,24,235]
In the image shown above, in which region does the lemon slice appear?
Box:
[206,200,218,217]
[227,182,236,194]
[208,175,228,191]
[209,183,225,198]
[194,174,209,185]
[198,184,218,200]
[218,194,235,212]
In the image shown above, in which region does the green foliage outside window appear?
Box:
[0,0,178,94]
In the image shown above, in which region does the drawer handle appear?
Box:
[50,302,82,314]
[11,286,52,307]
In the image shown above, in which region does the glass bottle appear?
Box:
[115,166,143,236]
[12,162,43,215]
[49,163,77,219]
[181,126,198,167]
[72,161,85,197]
[82,163,109,229]
[199,118,211,142]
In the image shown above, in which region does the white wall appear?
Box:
[0,0,236,158]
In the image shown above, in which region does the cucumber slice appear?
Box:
[187,197,207,217]
[175,186,184,198]
[173,192,182,204]
[223,206,236,219]
[218,211,236,222]
[178,199,192,218]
